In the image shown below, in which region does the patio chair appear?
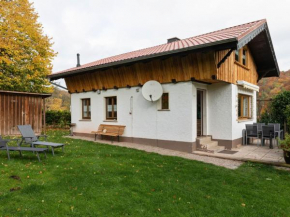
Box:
[273,123,283,139]
[17,125,65,156]
[261,125,275,149]
[245,124,259,145]
[257,123,265,136]
[0,136,47,162]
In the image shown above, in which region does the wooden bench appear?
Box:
[91,124,126,142]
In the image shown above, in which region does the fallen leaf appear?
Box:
[10,187,21,192]
[241,203,246,207]
[10,175,21,181]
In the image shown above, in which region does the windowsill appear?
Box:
[79,119,91,121]
[238,118,253,123]
[158,109,170,111]
[234,61,250,71]
[103,120,118,122]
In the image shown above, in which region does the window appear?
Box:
[235,49,240,62]
[106,96,117,120]
[161,93,169,110]
[82,98,91,119]
[238,94,251,119]
[242,49,247,66]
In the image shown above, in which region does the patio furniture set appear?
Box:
[244,123,283,149]
[0,125,65,162]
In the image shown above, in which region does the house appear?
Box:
[0,90,51,135]
[48,19,279,153]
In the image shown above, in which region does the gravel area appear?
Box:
[67,136,244,170]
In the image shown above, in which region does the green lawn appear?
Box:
[0,130,290,216]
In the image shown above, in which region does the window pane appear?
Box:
[243,97,248,117]
[235,50,239,61]
[162,93,169,109]
[107,105,112,112]
[242,50,247,65]
[82,99,91,119]
[106,97,117,119]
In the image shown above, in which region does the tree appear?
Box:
[270,91,290,132]
[0,0,56,93]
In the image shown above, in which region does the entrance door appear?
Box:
[197,90,204,136]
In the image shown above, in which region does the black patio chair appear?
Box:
[245,124,259,145]
[0,136,47,162]
[257,123,265,136]
[261,125,275,149]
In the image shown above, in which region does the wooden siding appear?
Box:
[216,45,258,85]
[65,51,218,93]
[64,46,259,93]
[0,93,44,135]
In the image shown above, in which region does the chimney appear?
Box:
[76,53,81,67]
[167,37,180,43]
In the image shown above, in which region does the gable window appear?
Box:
[235,49,240,62]
[161,93,169,110]
[82,98,91,119]
[106,96,117,120]
[238,94,251,119]
[242,49,247,66]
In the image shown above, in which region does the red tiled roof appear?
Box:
[50,19,266,78]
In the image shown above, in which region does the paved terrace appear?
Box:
[195,139,284,164]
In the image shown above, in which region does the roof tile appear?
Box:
[52,19,266,76]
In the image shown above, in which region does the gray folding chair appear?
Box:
[17,125,65,156]
[0,136,47,162]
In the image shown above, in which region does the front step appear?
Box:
[197,136,225,153]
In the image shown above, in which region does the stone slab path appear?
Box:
[66,136,243,170]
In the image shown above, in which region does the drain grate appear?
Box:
[218,150,238,154]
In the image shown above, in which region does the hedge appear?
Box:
[46,110,71,128]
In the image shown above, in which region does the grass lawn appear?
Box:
[0,130,290,216]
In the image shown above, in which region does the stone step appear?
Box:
[203,141,219,149]
[196,145,225,153]
[197,136,225,153]
[198,136,212,143]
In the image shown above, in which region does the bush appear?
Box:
[271,91,290,127]
[46,110,71,128]
[258,110,273,124]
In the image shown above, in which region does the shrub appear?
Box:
[46,110,71,128]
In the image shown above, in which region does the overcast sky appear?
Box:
[31,0,290,86]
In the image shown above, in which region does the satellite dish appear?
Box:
[142,80,163,102]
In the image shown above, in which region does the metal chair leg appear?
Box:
[51,147,55,156]
[36,152,41,162]
[44,151,47,159]
[7,150,10,160]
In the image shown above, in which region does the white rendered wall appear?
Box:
[207,83,257,141]
[207,83,233,140]
[231,86,257,140]
[71,82,195,143]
